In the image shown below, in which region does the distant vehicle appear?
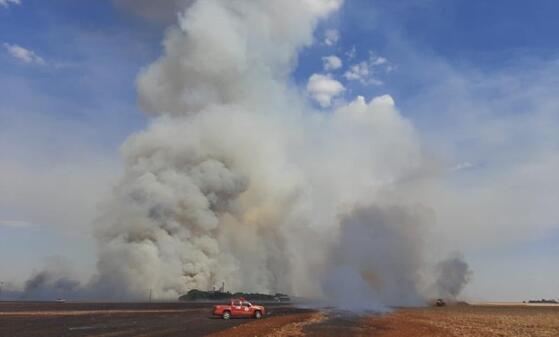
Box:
[212,298,266,319]
[435,299,446,307]
[55,298,66,303]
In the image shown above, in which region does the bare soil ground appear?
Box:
[2,301,558,336]
[356,304,559,337]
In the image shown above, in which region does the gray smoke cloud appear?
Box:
[434,254,473,299]
[113,0,195,23]
[322,204,433,311]
[19,257,85,300]
[23,271,80,300]
[17,0,471,307]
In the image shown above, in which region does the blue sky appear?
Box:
[1,0,558,300]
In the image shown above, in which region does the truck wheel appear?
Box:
[254,311,262,319]
[222,311,231,320]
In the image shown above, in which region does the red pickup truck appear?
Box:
[213,298,266,319]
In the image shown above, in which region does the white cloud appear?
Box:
[322,55,342,71]
[344,54,391,85]
[372,56,387,65]
[344,62,382,85]
[344,62,369,80]
[345,45,356,60]
[0,0,20,8]
[324,28,340,46]
[3,43,45,65]
[306,73,345,107]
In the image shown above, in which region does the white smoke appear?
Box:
[89,0,471,307]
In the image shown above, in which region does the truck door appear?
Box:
[231,300,243,317]
[241,301,252,317]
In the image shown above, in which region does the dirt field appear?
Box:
[1,301,558,336]
[356,304,559,337]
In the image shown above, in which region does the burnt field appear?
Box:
[0,301,310,337]
[1,301,559,337]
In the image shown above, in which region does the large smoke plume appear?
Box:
[20,0,472,307]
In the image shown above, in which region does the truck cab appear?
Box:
[212,298,266,319]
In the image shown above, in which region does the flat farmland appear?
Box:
[353,304,559,337]
[1,301,558,336]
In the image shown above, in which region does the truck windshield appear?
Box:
[242,302,251,307]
